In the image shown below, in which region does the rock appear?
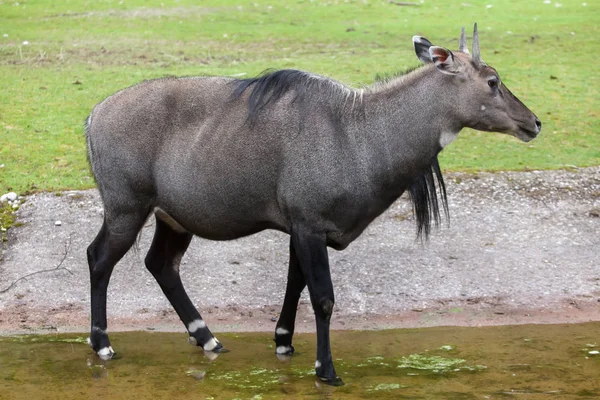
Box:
[1,192,18,203]
[186,369,206,380]
[55,221,62,226]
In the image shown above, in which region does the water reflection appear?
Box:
[87,357,109,380]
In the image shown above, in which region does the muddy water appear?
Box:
[0,323,598,399]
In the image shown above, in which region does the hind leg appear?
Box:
[145,216,223,352]
[274,238,305,356]
[87,211,148,359]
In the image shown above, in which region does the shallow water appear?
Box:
[0,323,598,399]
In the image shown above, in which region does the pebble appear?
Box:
[1,192,18,203]
[186,370,206,380]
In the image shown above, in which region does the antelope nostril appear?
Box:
[535,118,542,131]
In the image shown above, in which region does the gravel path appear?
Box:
[1,167,599,334]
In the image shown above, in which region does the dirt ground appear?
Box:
[0,167,599,335]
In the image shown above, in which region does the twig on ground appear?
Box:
[0,234,73,294]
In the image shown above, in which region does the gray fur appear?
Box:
[85,27,541,378]
[87,59,539,249]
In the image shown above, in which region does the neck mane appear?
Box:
[231,65,436,120]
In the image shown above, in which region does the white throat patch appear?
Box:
[439,130,459,149]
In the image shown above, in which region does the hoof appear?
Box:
[87,337,115,361]
[202,337,222,352]
[275,345,295,355]
[318,375,344,386]
[211,345,229,354]
[97,346,115,361]
[189,336,228,354]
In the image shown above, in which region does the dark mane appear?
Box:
[231,69,355,123]
[408,156,449,240]
[232,69,304,121]
[231,67,431,124]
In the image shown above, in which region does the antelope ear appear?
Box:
[413,36,434,64]
[428,46,462,75]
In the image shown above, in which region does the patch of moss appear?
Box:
[398,354,465,372]
[0,202,17,244]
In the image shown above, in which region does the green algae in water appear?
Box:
[356,350,486,375]
[367,383,407,391]
[8,335,88,344]
[397,354,467,372]
[396,353,486,373]
[1,323,599,399]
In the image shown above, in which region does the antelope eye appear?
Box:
[488,78,499,88]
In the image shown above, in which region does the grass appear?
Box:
[0,0,598,194]
[0,201,18,256]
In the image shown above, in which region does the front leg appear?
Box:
[291,226,343,386]
[274,238,306,356]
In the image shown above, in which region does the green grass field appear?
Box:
[0,0,598,194]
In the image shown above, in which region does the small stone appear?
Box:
[55,221,62,226]
[186,369,206,380]
[1,192,17,203]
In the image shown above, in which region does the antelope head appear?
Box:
[413,23,541,142]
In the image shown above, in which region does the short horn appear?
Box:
[459,26,469,54]
[472,22,481,63]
